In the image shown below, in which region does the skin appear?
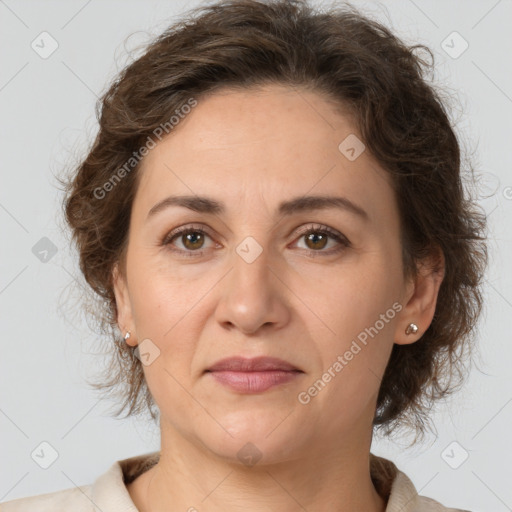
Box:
[113,84,444,512]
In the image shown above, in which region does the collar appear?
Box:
[89,451,434,511]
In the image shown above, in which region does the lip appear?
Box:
[205,356,303,393]
[207,356,300,372]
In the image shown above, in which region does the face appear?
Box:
[113,84,435,464]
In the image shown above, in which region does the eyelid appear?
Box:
[293,223,350,244]
[290,224,351,256]
[160,225,217,259]
[161,222,351,256]
[161,223,214,245]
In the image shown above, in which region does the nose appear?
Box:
[214,242,291,335]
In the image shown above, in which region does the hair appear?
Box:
[59,0,487,437]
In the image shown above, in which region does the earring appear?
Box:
[124,331,131,341]
[405,323,418,335]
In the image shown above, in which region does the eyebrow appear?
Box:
[146,194,368,221]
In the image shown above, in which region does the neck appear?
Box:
[129,421,387,512]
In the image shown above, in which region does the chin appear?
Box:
[194,412,310,466]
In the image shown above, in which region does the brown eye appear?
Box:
[162,226,215,256]
[304,232,329,251]
[294,225,351,256]
[180,231,206,251]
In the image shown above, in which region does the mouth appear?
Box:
[205,356,304,393]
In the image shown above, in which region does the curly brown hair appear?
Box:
[58,0,487,437]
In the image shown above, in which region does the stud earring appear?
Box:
[405,323,418,335]
[124,331,131,341]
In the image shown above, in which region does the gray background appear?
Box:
[1,0,511,510]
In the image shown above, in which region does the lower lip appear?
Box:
[207,370,301,393]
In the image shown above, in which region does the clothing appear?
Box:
[0,451,469,511]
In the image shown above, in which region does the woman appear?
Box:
[1,0,486,510]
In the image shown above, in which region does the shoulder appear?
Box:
[0,451,159,512]
[370,453,472,512]
[0,485,93,512]
[414,493,472,511]
[392,471,471,511]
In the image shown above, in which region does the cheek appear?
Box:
[308,254,401,387]
[130,270,201,421]
[304,292,397,426]
[311,258,401,339]
[129,256,205,337]
[128,267,201,378]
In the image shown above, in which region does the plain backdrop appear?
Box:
[1,0,511,510]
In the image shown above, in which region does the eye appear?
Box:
[292,224,351,256]
[161,225,216,257]
[161,223,350,258]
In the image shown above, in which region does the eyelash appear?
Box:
[161,223,351,258]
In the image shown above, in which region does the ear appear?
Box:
[394,247,445,345]
[112,262,137,346]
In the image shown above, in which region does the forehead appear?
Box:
[133,84,395,222]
